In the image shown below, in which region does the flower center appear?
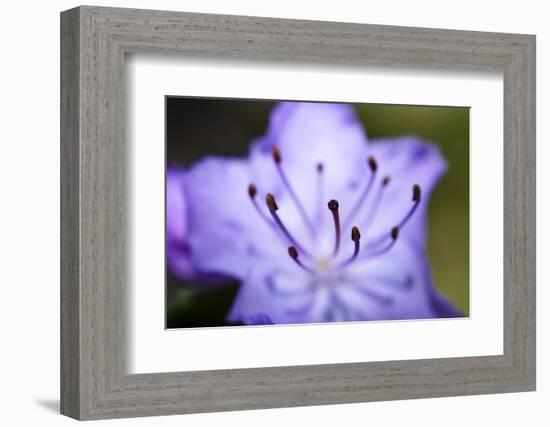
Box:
[247,145,421,278]
[316,257,333,274]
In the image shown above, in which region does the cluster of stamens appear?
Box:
[247,145,421,277]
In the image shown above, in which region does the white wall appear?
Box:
[0,0,546,425]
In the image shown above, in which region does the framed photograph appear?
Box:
[60,6,535,420]
[164,97,469,330]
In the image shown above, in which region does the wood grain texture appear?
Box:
[60,5,536,420]
[60,7,81,419]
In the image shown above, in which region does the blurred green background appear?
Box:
[166,98,470,328]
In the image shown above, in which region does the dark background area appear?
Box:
[166,97,470,328]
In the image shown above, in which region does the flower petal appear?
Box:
[167,167,187,242]
[183,156,284,278]
[342,239,462,320]
[166,167,196,279]
[229,237,462,325]
[227,262,321,325]
[248,102,370,228]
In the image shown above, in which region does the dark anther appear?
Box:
[328,199,341,256]
[272,144,315,236]
[266,193,279,211]
[287,245,315,274]
[368,156,377,172]
[317,162,324,172]
[288,246,298,259]
[335,226,362,270]
[382,176,391,186]
[272,146,282,164]
[248,183,257,199]
[412,184,421,202]
[351,226,361,242]
[391,226,399,240]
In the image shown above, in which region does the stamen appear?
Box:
[266,193,311,258]
[363,226,399,259]
[288,246,315,274]
[364,184,422,248]
[398,184,421,229]
[344,156,377,228]
[391,226,399,239]
[272,145,316,236]
[248,184,277,230]
[266,193,278,211]
[314,162,325,230]
[249,184,311,255]
[362,175,390,230]
[328,199,341,256]
[352,226,361,243]
[248,183,257,198]
[272,146,282,164]
[335,226,362,270]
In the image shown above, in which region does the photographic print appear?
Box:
[166,98,469,328]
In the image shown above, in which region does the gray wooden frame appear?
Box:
[60,5,536,420]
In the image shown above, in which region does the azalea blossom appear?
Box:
[166,167,195,279]
[168,101,462,325]
[167,167,226,286]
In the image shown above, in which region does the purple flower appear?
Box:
[166,167,195,279]
[176,101,462,324]
[166,167,229,286]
